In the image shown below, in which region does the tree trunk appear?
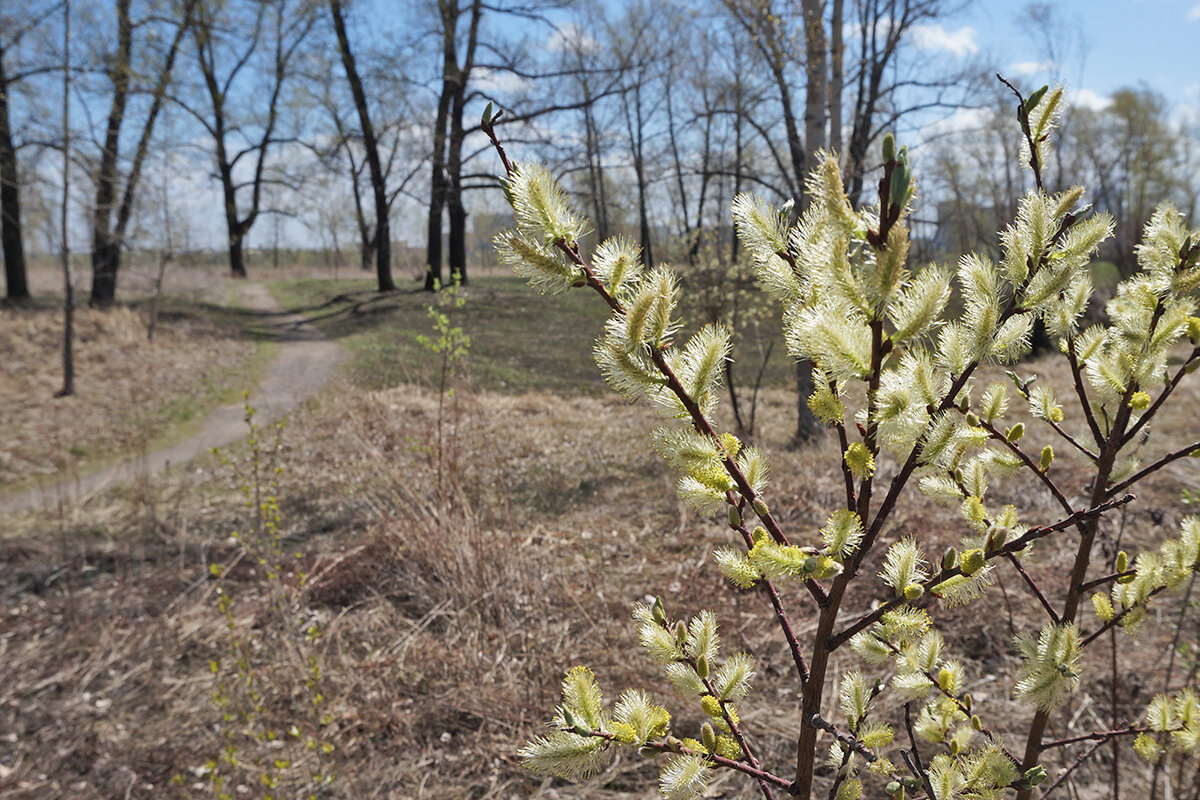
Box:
[447,76,468,285]
[791,0,828,447]
[829,0,844,157]
[329,0,394,291]
[88,0,132,307]
[229,228,247,279]
[0,47,29,301]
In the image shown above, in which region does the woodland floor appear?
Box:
[1,270,1199,799]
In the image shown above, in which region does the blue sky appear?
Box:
[941,0,1200,114]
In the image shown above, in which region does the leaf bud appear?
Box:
[889,167,910,211]
[971,714,983,731]
[1006,423,1025,442]
[961,693,972,711]
[885,780,903,798]
[904,583,924,600]
[639,746,661,758]
[942,547,959,571]
[1186,360,1199,375]
[652,597,667,625]
[696,655,710,680]
[1025,85,1049,114]
[752,498,770,518]
[901,776,921,790]
[701,722,717,754]
[964,411,980,427]
[481,100,495,127]
[882,133,896,163]
[728,506,742,530]
[985,527,1008,552]
[1116,551,1128,573]
[1040,445,1054,472]
[803,556,820,575]
[1023,765,1048,787]
[664,735,683,752]
[675,621,688,646]
[562,707,576,729]
[948,738,961,755]
[960,549,986,576]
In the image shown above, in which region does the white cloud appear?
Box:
[918,106,995,141]
[1009,60,1058,77]
[909,24,979,57]
[1067,88,1111,111]
[473,68,531,95]
[1188,4,1200,22]
[546,22,599,55]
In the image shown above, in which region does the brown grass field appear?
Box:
[1,267,1199,799]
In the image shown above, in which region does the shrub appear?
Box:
[483,85,1200,800]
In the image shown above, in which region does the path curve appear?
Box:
[0,282,344,514]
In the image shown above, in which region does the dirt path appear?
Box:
[0,282,343,514]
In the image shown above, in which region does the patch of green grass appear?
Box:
[269,275,799,394]
[269,276,610,393]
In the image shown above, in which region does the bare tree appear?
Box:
[328,0,395,291]
[88,0,195,306]
[183,0,314,278]
[57,0,74,397]
[1,1,60,302]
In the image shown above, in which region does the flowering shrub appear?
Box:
[483,85,1200,800]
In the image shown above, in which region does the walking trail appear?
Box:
[0,282,343,515]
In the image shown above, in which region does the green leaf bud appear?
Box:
[652,597,667,625]
[1186,360,1199,375]
[752,498,770,518]
[889,167,910,211]
[481,100,495,127]
[728,506,742,530]
[1040,445,1054,472]
[639,746,660,758]
[985,526,1008,552]
[942,547,959,571]
[885,780,903,798]
[1006,423,1025,442]
[971,714,983,731]
[675,621,689,646]
[696,655,710,680]
[664,735,683,752]
[701,722,717,754]
[901,776,921,790]
[904,583,924,600]
[562,707,576,729]
[1025,86,1049,114]
[1116,551,1128,573]
[948,737,961,755]
[964,411,980,427]
[1023,765,1048,787]
[962,693,972,711]
[882,133,896,163]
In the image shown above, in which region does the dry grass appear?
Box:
[2,338,1199,799]
[0,298,270,491]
